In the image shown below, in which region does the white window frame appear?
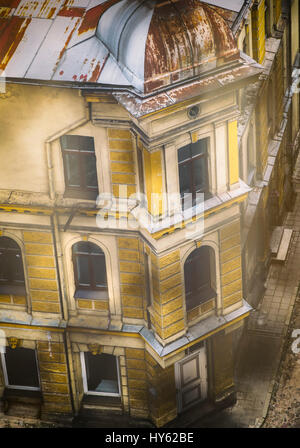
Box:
[80,351,121,397]
[0,349,41,391]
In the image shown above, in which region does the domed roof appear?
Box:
[96,0,238,93]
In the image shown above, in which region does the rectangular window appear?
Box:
[1,347,40,391]
[81,352,120,397]
[61,135,99,200]
[178,139,209,208]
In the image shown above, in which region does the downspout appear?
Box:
[45,104,90,417]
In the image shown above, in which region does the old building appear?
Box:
[0,0,298,428]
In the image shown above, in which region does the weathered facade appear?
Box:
[0,0,298,427]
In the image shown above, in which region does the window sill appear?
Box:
[74,289,108,300]
[0,285,26,296]
[3,388,42,402]
[81,394,122,407]
[64,189,98,201]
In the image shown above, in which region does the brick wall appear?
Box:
[118,237,145,321]
[108,129,137,199]
[220,221,243,309]
[150,250,185,341]
[23,231,61,315]
[125,347,149,419]
[252,0,266,64]
[37,339,72,417]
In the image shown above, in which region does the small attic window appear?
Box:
[60,135,99,200]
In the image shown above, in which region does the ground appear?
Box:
[263,294,300,428]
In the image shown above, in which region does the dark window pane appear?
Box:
[65,153,81,187]
[73,243,107,290]
[0,237,19,250]
[178,144,191,163]
[11,253,24,283]
[61,135,95,152]
[76,256,91,287]
[193,158,206,193]
[191,139,207,158]
[89,244,102,255]
[61,135,98,197]
[184,247,214,310]
[84,154,98,188]
[74,242,102,255]
[179,163,191,196]
[84,353,119,394]
[0,238,25,286]
[4,347,39,388]
[0,252,9,282]
[92,255,107,288]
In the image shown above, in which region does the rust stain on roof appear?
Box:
[55,15,81,72]
[0,16,31,70]
[77,0,120,36]
[88,54,108,82]
[0,0,20,6]
[144,0,238,93]
[58,6,85,17]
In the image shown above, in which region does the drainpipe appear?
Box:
[45,105,90,418]
[45,110,90,320]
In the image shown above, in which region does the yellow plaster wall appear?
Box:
[252,0,266,64]
[143,148,164,216]
[228,120,239,185]
[117,237,145,321]
[108,129,137,199]
[150,250,185,341]
[37,339,72,416]
[23,231,61,314]
[220,221,243,310]
[0,83,86,193]
[125,347,149,419]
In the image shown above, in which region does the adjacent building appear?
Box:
[0,0,298,427]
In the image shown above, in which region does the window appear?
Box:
[1,347,40,390]
[0,237,25,294]
[72,242,107,297]
[81,352,120,396]
[184,246,216,311]
[178,138,209,208]
[60,135,98,200]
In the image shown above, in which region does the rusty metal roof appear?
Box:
[111,52,263,118]
[0,0,244,94]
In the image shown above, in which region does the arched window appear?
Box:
[72,242,107,293]
[0,237,25,293]
[184,246,216,312]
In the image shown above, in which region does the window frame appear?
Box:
[61,135,99,200]
[184,246,217,312]
[0,237,26,293]
[178,138,210,207]
[72,242,108,293]
[80,352,121,397]
[0,348,41,391]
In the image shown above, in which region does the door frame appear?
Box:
[175,344,208,413]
